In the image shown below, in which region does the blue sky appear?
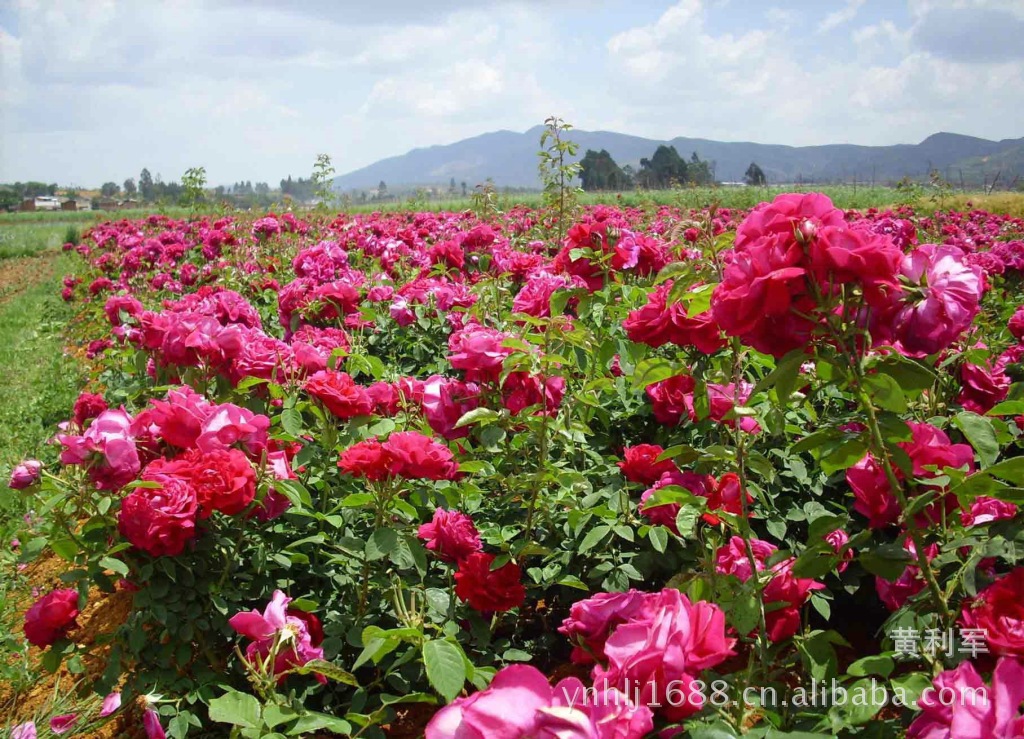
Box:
[1,0,1022,187]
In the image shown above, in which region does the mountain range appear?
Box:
[333,126,1024,191]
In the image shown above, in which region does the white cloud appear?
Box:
[1,0,1022,186]
[818,0,866,33]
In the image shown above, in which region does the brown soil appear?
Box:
[0,251,62,304]
[0,552,138,737]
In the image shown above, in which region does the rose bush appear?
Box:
[6,193,1024,737]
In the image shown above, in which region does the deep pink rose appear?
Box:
[448,325,513,382]
[645,375,695,426]
[908,658,1024,739]
[23,589,79,647]
[593,589,735,720]
[229,590,325,683]
[305,370,374,419]
[962,568,1024,657]
[426,664,653,739]
[417,508,482,563]
[558,589,651,663]
[118,469,198,557]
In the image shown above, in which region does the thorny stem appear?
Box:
[727,338,771,728]
[810,280,952,624]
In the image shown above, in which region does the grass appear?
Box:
[0,248,83,700]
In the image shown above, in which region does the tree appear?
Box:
[100,182,121,197]
[579,149,629,191]
[123,178,137,198]
[139,168,154,201]
[638,145,687,189]
[461,181,468,197]
[744,162,767,186]
[377,181,388,199]
[449,177,457,195]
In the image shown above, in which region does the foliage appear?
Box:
[4,194,1024,737]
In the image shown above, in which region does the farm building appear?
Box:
[19,195,62,211]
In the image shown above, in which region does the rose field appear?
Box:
[6,192,1024,738]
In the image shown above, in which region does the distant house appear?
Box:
[61,199,92,211]
[96,197,119,211]
[20,195,62,211]
[119,198,140,209]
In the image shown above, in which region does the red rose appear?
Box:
[618,444,677,486]
[158,449,256,517]
[418,508,482,563]
[305,370,373,419]
[118,471,198,557]
[624,282,724,353]
[73,392,108,428]
[455,552,526,612]
[808,225,902,305]
[24,589,80,647]
[338,439,390,481]
[963,568,1024,657]
[382,431,459,481]
[645,375,695,426]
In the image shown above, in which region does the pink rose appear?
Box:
[9,460,42,489]
[886,244,983,357]
[425,664,653,739]
[229,590,325,683]
[908,658,1024,739]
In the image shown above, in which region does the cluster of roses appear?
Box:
[643,374,759,432]
[57,385,294,558]
[107,286,352,387]
[416,508,527,614]
[557,588,734,721]
[423,586,738,738]
[845,421,1017,610]
[705,193,985,359]
[618,444,752,531]
[336,430,529,613]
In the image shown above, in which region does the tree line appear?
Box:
[578,145,769,190]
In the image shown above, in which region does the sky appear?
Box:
[2,0,1023,187]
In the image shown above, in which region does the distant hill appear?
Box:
[333,128,1024,191]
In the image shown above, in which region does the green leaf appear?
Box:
[983,457,1024,485]
[864,374,907,413]
[953,412,999,467]
[288,712,353,735]
[454,407,501,429]
[422,639,467,703]
[208,691,261,728]
[847,654,894,678]
[280,408,304,437]
[50,538,78,562]
[338,493,374,508]
[859,543,912,581]
[752,349,805,403]
[98,556,129,577]
[274,479,312,509]
[648,526,668,553]
[365,528,399,561]
[579,525,611,553]
[987,400,1024,416]
[820,438,868,475]
[292,659,359,686]
[630,359,678,391]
